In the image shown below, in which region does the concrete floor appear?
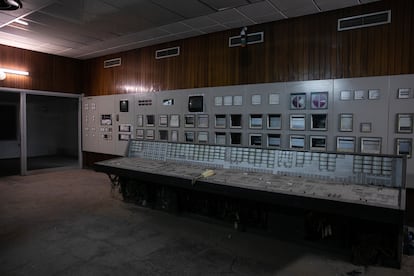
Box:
[0,169,413,276]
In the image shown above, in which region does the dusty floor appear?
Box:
[0,168,413,276]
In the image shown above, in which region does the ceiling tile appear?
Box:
[200,0,249,11]
[40,0,117,24]
[268,0,320,18]
[208,9,253,26]
[0,25,89,49]
[116,29,171,44]
[0,13,16,26]
[25,12,116,40]
[224,19,256,29]
[237,1,285,23]
[199,24,228,34]
[182,16,219,29]
[314,0,360,12]
[121,1,184,26]
[159,22,193,34]
[172,30,205,39]
[151,0,215,18]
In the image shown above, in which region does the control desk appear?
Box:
[94,140,406,267]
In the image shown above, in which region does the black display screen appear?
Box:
[188,96,203,112]
[120,100,129,112]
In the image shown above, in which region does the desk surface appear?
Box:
[96,157,404,210]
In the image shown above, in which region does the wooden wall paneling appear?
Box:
[327,12,338,80]
[262,24,276,83]
[389,1,403,75]
[191,35,210,89]
[271,21,290,82]
[51,56,82,93]
[206,31,236,87]
[410,0,414,74]
[299,16,310,80]
[400,0,413,74]
[0,45,82,93]
[30,51,52,91]
[377,24,388,77]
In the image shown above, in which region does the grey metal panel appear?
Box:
[82,95,115,155]
[333,76,389,154]
[209,85,249,146]
[285,80,333,150]
[388,74,414,188]
[83,74,413,188]
[113,94,136,156]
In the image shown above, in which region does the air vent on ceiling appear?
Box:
[338,10,391,31]
[104,58,121,68]
[229,32,264,47]
[155,46,180,59]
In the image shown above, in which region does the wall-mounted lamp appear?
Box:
[0,67,29,80]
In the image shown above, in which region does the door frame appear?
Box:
[0,87,81,175]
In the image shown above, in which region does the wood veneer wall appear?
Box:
[0,45,82,94]
[83,0,414,96]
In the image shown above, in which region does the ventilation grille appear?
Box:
[155,46,180,59]
[104,58,121,68]
[229,32,264,47]
[138,99,152,106]
[338,10,391,31]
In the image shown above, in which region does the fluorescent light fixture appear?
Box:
[0,68,29,76]
[14,18,28,25]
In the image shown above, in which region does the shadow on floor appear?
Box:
[0,155,78,176]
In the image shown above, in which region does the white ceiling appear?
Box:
[0,0,379,60]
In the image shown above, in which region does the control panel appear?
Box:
[82,74,414,187]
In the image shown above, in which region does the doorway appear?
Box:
[0,92,20,176]
[26,95,79,172]
[0,89,81,176]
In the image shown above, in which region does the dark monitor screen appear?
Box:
[188,96,203,112]
[120,100,129,112]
